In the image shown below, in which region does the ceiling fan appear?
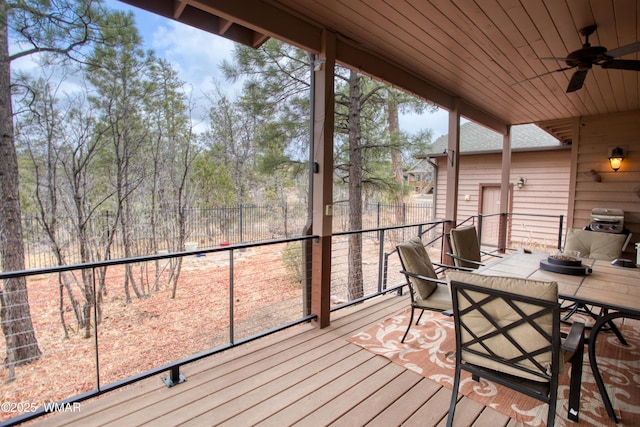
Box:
[517,25,640,92]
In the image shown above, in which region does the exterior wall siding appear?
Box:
[434,148,571,251]
[432,110,640,258]
[572,110,640,258]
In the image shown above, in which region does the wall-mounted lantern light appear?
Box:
[608,147,625,172]
[443,149,455,166]
[516,177,526,189]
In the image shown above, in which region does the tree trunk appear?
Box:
[388,94,405,243]
[347,70,364,300]
[387,95,404,216]
[0,1,41,377]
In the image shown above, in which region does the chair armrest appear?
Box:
[433,262,475,272]
[446,253,485,267]
[399,270,447,285]
[480,250,503,259]
[562,321,586,353]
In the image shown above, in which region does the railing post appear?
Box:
[377,229,385,292]
[229,248,235,344]
[477,214,484,246]
[92,267,100,391]
[239,204,243,243]
[558,215,564,250]
[403,202,407,224]
[162,365,186,387]
[498,212,508,253]
[106,210,111,260]
[283,204,288,237]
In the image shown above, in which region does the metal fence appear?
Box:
[21,201,434,269]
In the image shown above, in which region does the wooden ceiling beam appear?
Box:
[173,0,186,19]
[217,18,232,35]
[184,0,323,53]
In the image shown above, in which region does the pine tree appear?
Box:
[0,0,119,378]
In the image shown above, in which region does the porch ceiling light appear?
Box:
[608,147,625,172]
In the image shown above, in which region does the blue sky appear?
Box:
[10,0,447,139]
[106,0,236,95]
[106,1,451,139]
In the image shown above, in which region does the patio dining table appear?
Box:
[477,250,640,423]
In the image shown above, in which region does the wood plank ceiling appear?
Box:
[122,0,639,143]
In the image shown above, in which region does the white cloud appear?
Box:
[10,53,40,75]
[143,20,249,128]
[149,22,236,97]
[400,107,450,139]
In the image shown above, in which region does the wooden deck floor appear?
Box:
[31,294,521,427]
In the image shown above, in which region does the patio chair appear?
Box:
[445,271,585,427]
[447,225,501,269]
[562,228,628,343]
[564,228,626,261]
[396,237,456,343]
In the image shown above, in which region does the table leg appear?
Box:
[589,311,640,423]
[604,309,628,346]
[562,302,628,345]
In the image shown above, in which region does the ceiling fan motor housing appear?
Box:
[565,46,608,68]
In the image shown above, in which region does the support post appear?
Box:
[498,126,511,252]
[311,30,336,328]
[443,104,461,264]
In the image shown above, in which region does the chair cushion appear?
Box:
[446,271,558,382]
[397,237,438,299]
[414,283,451,311]
[450,226,482,268]
[564,228,625,260]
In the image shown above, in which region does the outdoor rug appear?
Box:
[347,309,640,426]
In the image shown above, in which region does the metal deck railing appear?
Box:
[0,214,565,426]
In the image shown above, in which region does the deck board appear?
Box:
[367,378,441,427]
[404,386,452,426]
[328,369,424,427]
[290,362,406,426]
[256,356,391,426]
[30,294,520,427]
[209,344,361,424]
[213,348,374,427]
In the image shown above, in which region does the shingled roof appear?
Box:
[427,122,560,155]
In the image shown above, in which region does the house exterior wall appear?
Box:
[405,158,435,193]
[571,110,640,258]
[433,148,571,250]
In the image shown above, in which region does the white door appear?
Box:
[480,185,511,248]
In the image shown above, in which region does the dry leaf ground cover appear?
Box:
[0,243,304,421]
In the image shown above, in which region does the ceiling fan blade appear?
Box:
[601,59,640,71]
[566,69,589,93]
[540,56,570,61]
[511,66,575,86]
[605,41,640,58]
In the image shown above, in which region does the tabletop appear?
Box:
[478,250,640,315]
[479,249,640,423]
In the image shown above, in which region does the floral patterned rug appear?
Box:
[348,309,640,426]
